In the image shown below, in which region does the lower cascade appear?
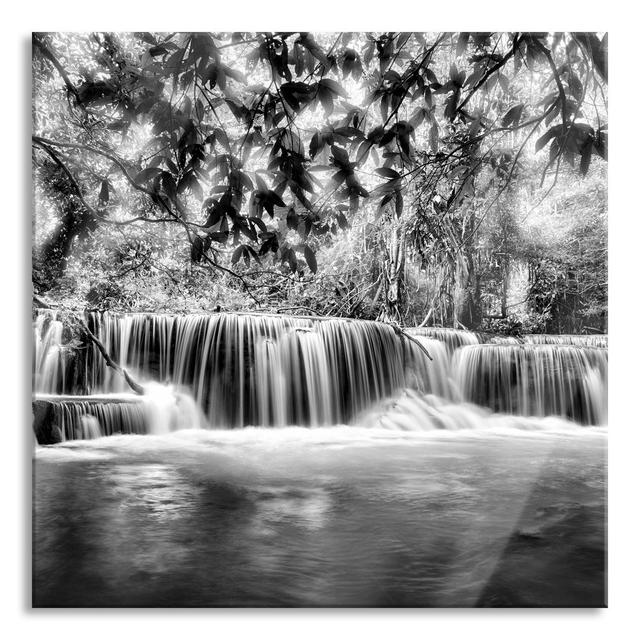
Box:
[32,310,608,441]
[453,344,607,425]
[33,386,205,444]
[33,396,147,443]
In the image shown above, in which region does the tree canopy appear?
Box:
[32,31,607,330]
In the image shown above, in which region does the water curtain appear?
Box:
[33,310,608,440]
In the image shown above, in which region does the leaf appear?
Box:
[298,33,329,66]
[349,193,359,215]
[254,173,269,193]
[409,107,427,128]
[535,125,563,153]
[285,247,297,272]
[497,73,509,93]
[501,103,524,128]
[99,180,109,203]
[429,122,439,152]
[356,140,372,165]
[593,129,607,160]
[425,68,438,84]
[245,245,260,265]
[135,167,163,184]
[333,126,362,139]
[304,246,317,273]
[331,170,347,187]
[567,73,583,101]
[444,93,458,121]
[309,132,321,158]
[398,133,411,156]
[545,99,561,126]
[579,142,592,176]
[378,128,396,146]
[161,172,177,200]
[318,86,334,116]
[195,98,205,121]
[319,78,349,99]
[378,193,394,213]
[286,207,299,229]
[249,216,268,234]
[395,190,403,217]
[331,145,351,168]
[203,62,219,88]
[237,171,254,192]
[213,127,231,152]
[149,45,168,57]
[281,129,305,156]
[191,236,205,262]
[238,221,257,243]
[268,190,286,208]
[375,167,401,179]
[396,32,412,50]
[231,245,244,265]
[336,212,349,230]
[207,231,229,242]
[380,93,389,122]
[456,33,470,57]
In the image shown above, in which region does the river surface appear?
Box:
[33,424,606,607]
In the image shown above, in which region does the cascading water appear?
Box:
[33,395,147,442]
[32,387,205,443]
[453,344,608,425]
[524,334,608,348]
[33,310,439,437]
[32,310,609,441]
[32,312,608,608]
[405,326,483,353]
[486,336,522,344]
[33,310,74,394]
[83,312,446,427]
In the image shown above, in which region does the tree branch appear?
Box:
[75,317,145,395]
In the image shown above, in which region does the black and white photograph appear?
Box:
[30,29,609,610]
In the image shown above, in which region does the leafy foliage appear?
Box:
[32,32,607,329]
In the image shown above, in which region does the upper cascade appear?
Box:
[405,327,482,353]
[523,334,608,348]
[35,310,437,428]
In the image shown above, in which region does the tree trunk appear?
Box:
[379,220,406,322]
[35,207,95,290]
[459,249,483,329]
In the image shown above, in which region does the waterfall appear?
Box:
[404,336,452,399]
[82,312,441,427]
[33,396,147,442]
[524,334,608,348]
[33,310,71,394]
[453,344,608,425]
[486,336,521,344]
[32,387,204,443]
[32,311,609,441]
[405,327,483,353]
[34,311,435,432]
